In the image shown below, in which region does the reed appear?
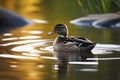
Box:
[77,0,120,14]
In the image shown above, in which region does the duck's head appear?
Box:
[48,24,68,37]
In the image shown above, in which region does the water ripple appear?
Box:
[0,39,50,46]
[11,40,52,53]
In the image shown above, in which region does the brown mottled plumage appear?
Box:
[48,24,96,52]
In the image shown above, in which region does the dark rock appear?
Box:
[0,8,32,34]
[70,13,120,28]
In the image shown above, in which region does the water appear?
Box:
[0,0,120,80]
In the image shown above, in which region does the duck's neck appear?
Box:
[57,30,68,42]
[58,35,66,38]
[57,34,67,42]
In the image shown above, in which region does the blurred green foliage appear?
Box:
[77,0,120,15]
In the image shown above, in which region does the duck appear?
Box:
[48,24,96,52]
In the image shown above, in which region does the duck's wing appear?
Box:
[64,42,78,46]
[63,38,78,46]
[69,36,94,43]
[65,36,96,47]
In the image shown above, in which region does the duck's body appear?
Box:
[53,36,95,52]
[48,24,96,52]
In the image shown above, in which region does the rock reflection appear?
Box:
[92,44,120,54]
[53,51,98,79]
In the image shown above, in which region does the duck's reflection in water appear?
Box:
[53,51,98,79]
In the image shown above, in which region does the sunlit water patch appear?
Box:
[69,61,98,65]
[2,37,18,41]
[2,36,41,41]
[0,54,38,60]
[31,19,48,24]
[87,57,120,61]
[21,30,43,34]
[0,40,45,46]
[3,33,13,36]
[19,36,41,39]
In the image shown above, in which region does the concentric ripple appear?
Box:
[0,30,53,59]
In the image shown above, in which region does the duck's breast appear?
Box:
[53,42,80,51]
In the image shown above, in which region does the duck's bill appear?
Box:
[48,30,56,35]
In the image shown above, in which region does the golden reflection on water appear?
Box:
[8,61,45,80]
[18,62,42,80]
[1,0,44,19]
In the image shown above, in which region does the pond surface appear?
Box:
[0,0,120,80]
